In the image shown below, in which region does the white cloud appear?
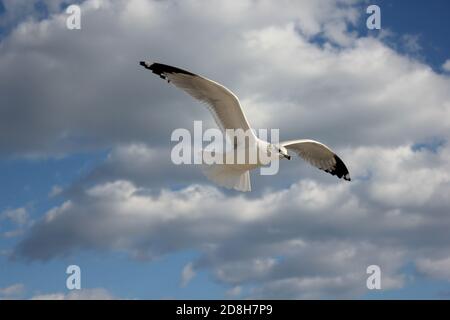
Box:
[48,185,63,198]
[0,283,25,298]
[401,34,422,53]
[17,141,450,297]
[3,229,25,238]
[0,0,68,31]
[180,262,196,287]
[416,257,450,280]
[225,286,242,298]
[1,207,29,238]
[0,0,363,155]
[1,207,29,225]
[1,0,449,157]
[443,59,450,72]
[31,288,115,300]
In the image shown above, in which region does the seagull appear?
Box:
[140,61,351,192]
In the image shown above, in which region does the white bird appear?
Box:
[140,62,351,192]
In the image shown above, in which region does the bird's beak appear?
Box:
[284,154,291,160]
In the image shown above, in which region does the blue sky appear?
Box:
[1,0,450,299]
[364,0,450,71]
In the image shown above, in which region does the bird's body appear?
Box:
[140,61,351,192]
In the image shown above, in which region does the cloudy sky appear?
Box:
[1,0,450,299]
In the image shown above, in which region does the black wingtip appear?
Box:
[139,61,196,78]
[328,154,351,181]
[139,61,151,69]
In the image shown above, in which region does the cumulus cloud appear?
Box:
[31,288,115,300]
[443,59,450,72]
[416,257,450,281]
[2,0,450,298]
[180,262,196,287]
[0,0,355,155]
[16,141,450,297]
[1,207,29,238]
[1,207,28,225]
[0,283,25,299]
[401,34,422,53]
[48,185,63,198]
[73,143,203,191]
[1,0,449,158]
[225,286,242,298]
[0,0,72,33]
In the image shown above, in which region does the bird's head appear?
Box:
[269,144,291,160]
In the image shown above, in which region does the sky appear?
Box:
[0,0,450,300]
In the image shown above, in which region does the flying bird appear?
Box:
[140,62,350,192]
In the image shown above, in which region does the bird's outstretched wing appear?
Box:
[281,139,351,181]
[140,62,254,143]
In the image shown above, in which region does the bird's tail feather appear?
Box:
[200,155,251,192]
